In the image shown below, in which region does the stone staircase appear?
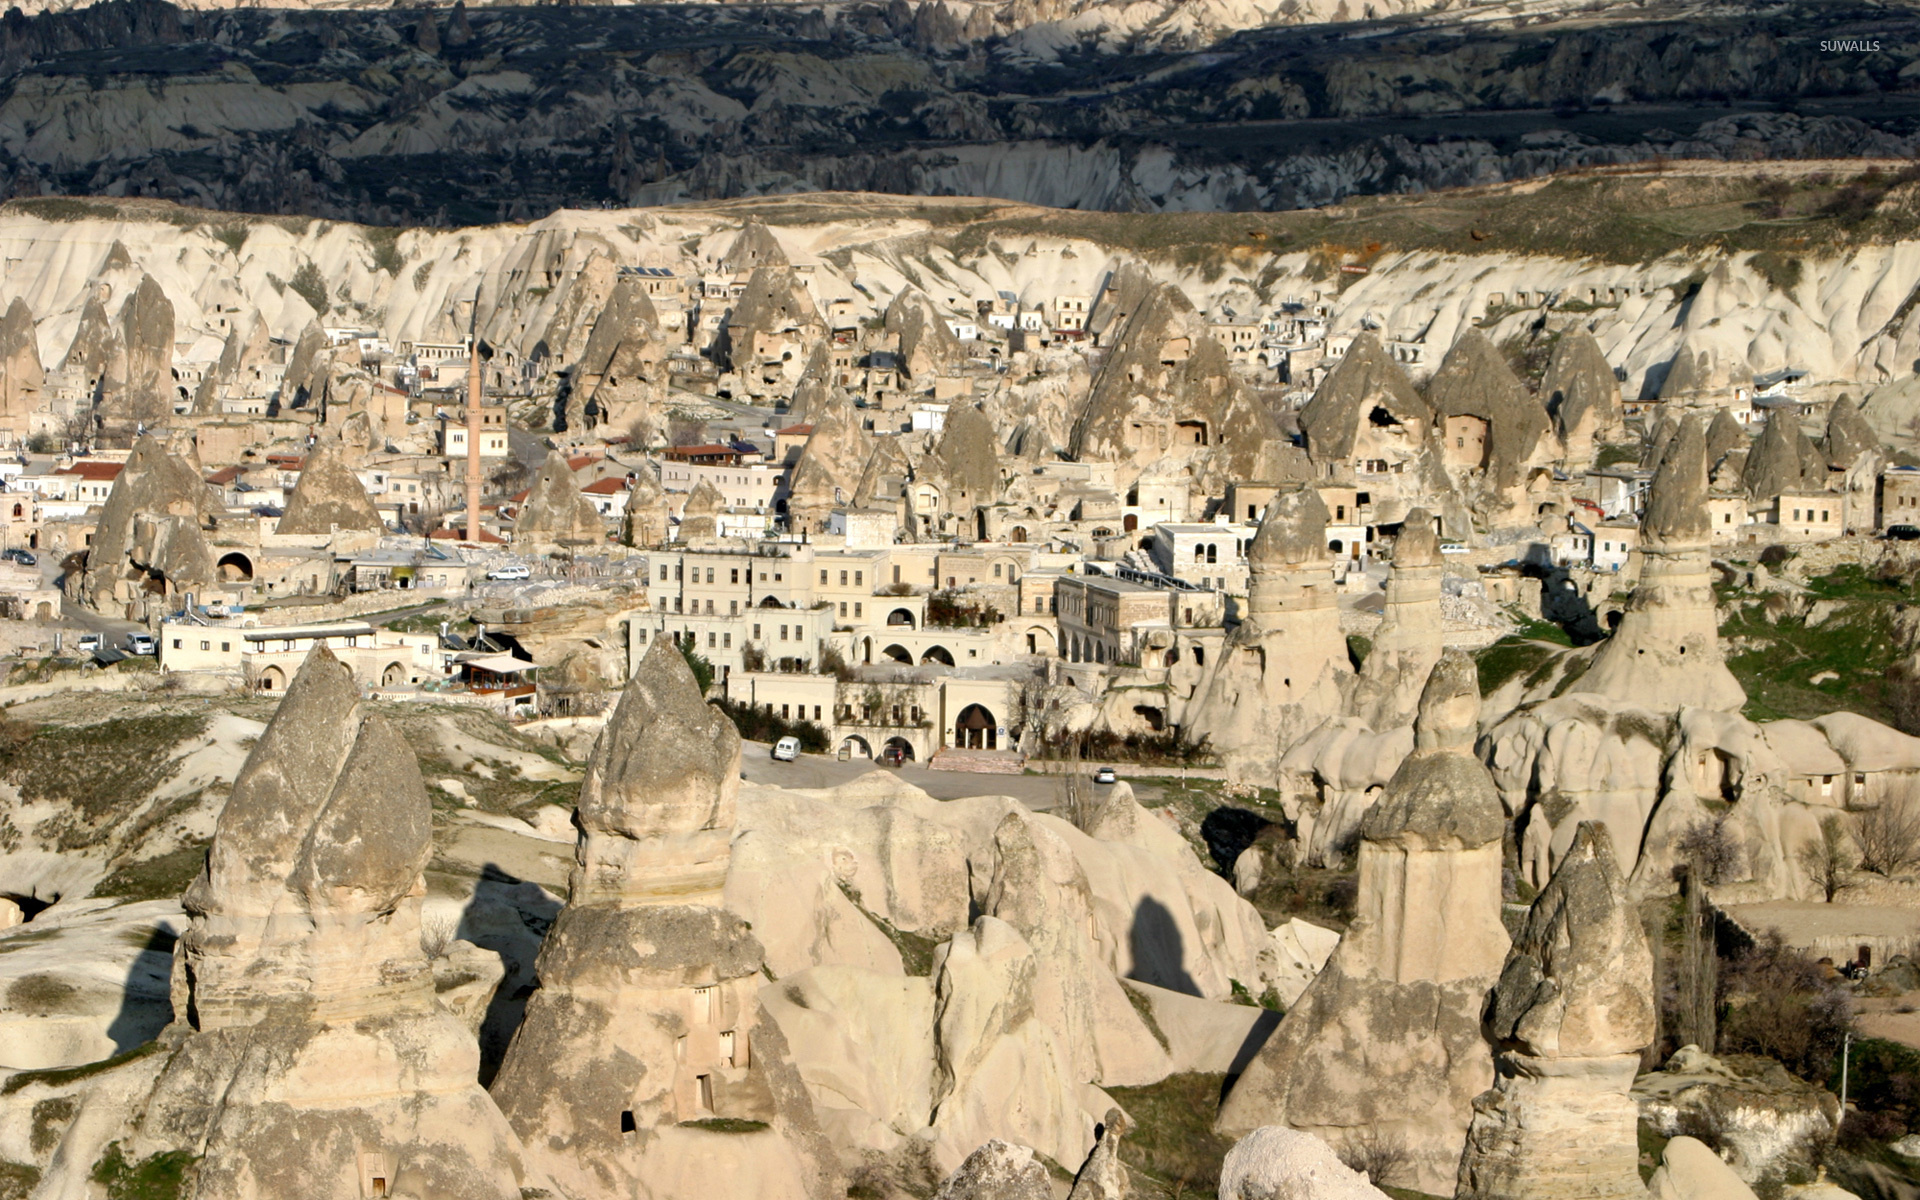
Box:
[927,747,1028,775]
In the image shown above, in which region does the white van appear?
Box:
[486,563,531,581]
[772,736,801,762]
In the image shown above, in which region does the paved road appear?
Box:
[738,740,1129,811]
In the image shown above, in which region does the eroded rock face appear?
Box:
[1543,328,1623,467]
[74,433,222,617]
[0,296,45,435]
[98,272,175,443]
[1424,327,1552,525]
[29,647,533,1200]
[1576,415,1745,712]
[1185,486,1351,780]
[489,637,838,1200]
[514,448,607,551]
[275,434,385,536]
[933,1138,1054,1200]
[1219,1126,1391,1200]
[1457,821,1655,1200]
[569,273,664,435]
[1218,653,1509,1195]
[1351,507,1444,730]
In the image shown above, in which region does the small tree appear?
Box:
[1676,814,1743,885]
[667,415,708,447]
[1856,796,1920,877]
[1797,814,1855,902]
[677,638,714,696]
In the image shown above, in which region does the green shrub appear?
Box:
[90,1142,195,1200]
[713,697,829,753]
[289,262,329,314]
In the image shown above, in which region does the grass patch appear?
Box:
[836,880,937,976]
[1120,980,1172,1053]
[1104,1073,1237,1196]
[1475,637,1559,695]
[678,1118,768,1133]
[385,608,466,635]
[0,714,204,849]
[95,843,208,902]
[1720,570,1910,724]
[90,1141,195,1200]
[1596,443,1641,468]
[3,1041,161,1095]
[0,1162,39,1200]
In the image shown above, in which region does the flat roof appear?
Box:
[242,623,377,641]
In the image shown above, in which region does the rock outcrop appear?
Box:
[0,295,45,437]
[1185,486,1351,780]
[1351,507,1444,730]
[97,272,175,444]
[1741,410,1825,502]
[489,637,837,1200]
[1299,331,1458,529]
[275,434,385,536]
[568,273,664,436]
[933,1139,1054,1200]
[1219,1126,1393,1200]
[1218,652,1510,1195]
[1457,821,1655,1200]
[1424,327,1552,524]
[514,449,606,551]
[74,433,221,617]
[1575,414,1745,712]
[28,647,535,1199]
[1543,328,1623,466]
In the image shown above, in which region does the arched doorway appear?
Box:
[887,608,916,628]
[861,637,874,664]
[1009,526,1028,544]
[382,662,408,687]
[882,736,916,763]
[257,665,287,691]
[840,734,873,760]
[1123,513,1138,532]
[881,643,913,664]
[1026,627,1053,655]
[218,552,253,582]
[954,703,998,750]
[920,645,954,667]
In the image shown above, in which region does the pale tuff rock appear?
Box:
[786,401,867,533]
[1823,393,1878,471]
[1065,1108,1131,1200]
[0,295,44,435]
[1424,326,1553,522]
[490,637,838,1200]
[786,341,836,425]
[933,402,1005,515]
[721,219,789,274]
[1070,264,1280,492]
[622,461,668,547]
[1186,486,1350,781]
[1218,1126,1392,1200]
[103,272,176,442]
[1635,1047,1840,1189]
[74,433,222,616]
[514,448,607,551]
[1576,415,1746,712]
[1350,508,1444,731]
[29,647,534,1200]
[725,265,824,377]
[1457,821,1655,1200]
[279,321,332,413]
[1741,410,1825,502]
[678,476,726,543]
[192,313,269,416]
[1277,720,1413,866]
[1705,408,1748,475]
[1543,327,1623,466]
[1648,1137,1760,1200]
[1299,331,1459,528]
[1218,653,1510,1196]
[885,285,963,380]
[929,915,1093,1172]
[275,434,385,535]
[569,273,664,435]
[932,1139,1054,1200]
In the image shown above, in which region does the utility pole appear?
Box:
[1838,1030,1856,1134]
[465,334,483,543]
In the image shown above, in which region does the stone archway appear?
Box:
[382,661,408,687]
[954,703,998,750]
[920,645,954,667]
[881,643,913,664]
[218,551,254,582]
[257,665,287,692]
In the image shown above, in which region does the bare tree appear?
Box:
[1674,862,1718,1053]
[667,415,708,447]
[1797,815,1855,902]
[1676,815,1742,885]
[1856,795,1920,877]
[1337,1129,1410,1189]
[1058,771,1100,833]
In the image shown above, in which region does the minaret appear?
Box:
[465,337,483,542]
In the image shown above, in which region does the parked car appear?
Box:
[76,633,102,653]
[1888,525,1920,541]
[3,549,35,566]
[486,564,531,581]
[1093,766,1117,785]
[882,745,908,768]
[772,736,801,762]
[126,633,157,656]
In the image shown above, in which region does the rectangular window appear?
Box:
[674,597,683,613]
[854,603,862,618]
[221,642,230,652]
[855,571,863,587]
[706,567,715,583]
[780,625,789,641]
[893,565,901,584]
[821,569,829,585]
[839,570,848,586]
[708,632,717,649]
[813,705,822,720]
[753,624,761,639]
[731,568,739,584]
[839,602,847,617]
[659,564,668,581]
[724,633,732,648]
[172,638,182,649]
[200,640,209,651]
[781,704,790,718]
[730,600,738,615]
